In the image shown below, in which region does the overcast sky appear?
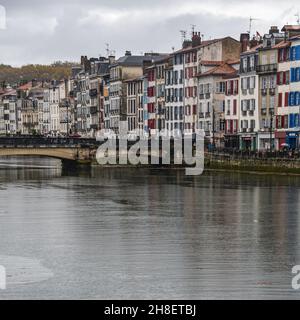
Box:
[0,0,299,66]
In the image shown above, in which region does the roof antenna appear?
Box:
[248,16,259,36]
[180,30,187,43]
[191,24,196,37]
[105,43,110,57]
[295,13,300,25]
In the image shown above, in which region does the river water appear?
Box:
[0,156,300,299]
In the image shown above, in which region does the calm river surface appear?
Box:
[1,156,300,299]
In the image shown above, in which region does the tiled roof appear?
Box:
[241,44,263,55]
[290,34,300,41]
[272,40,291,49]
[113,54,168,67]
[200,60,223,66]
[282,25,300,32]
[18,82,32,90]
[173,37,239,54]
[198,63,236,77]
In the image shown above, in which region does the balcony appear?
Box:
[205,112,211,118]
[256,64,277,74]
[199,112,204,118]
[269,88,276,96]
[261,108,267,116]
[90,106,98,114]
[261,89,267,96]
[89,89,98,97]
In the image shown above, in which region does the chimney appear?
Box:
[240,33,250,53]
[125,51,132,56]
[31,79,38,87]
[108,55,115,65]
[192,32,202,47]
[182,40,192,49]
[269,26,279,34]
[249,36,259,48]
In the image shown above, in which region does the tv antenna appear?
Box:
[180,30,187,43]
[248,16,259,35]
[191,24,196,36]
[105,43,110,57]
[295,12,300,25]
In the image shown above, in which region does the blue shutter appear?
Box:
[296,92,300,106]
[290,92,295,106]
[291,68,295,82]
[289,114,293,128]
[290,48,294,61]
[296,46,300,60]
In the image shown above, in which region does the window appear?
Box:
[296,92,300,106]
[242,58,247,71]
[291,47,297,61]
[233,100,237,115]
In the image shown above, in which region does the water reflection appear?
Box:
[0,157,300,299]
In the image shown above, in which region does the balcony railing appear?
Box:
[256,64,277,74]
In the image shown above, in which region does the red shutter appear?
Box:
[278,93,282,107]
[233,100,237,115]
[283,72,286,84]
[285,92,289,107]
[276,116,279,128]
[277,72,280,85]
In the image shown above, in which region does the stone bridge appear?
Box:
[0,137,101,165]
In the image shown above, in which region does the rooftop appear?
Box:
[112,54,168,67]
[198,63,237,77]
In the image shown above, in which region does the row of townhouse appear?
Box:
[1,24,300,151]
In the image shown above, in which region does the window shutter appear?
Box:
[285,92,289,107]
[291,68,295,82]
[283,72,286,84]
[296,46,300,60]
[278,93,282,107]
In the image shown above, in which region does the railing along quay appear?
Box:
[0,136,101,148]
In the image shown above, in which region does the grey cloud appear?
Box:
[0,0,299,66]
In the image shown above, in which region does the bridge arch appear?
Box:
[0,147,87,162]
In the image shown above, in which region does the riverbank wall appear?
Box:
[205,153,300,175]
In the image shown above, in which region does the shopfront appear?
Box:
[240,135,257,151]
[224,135,240,149]
[286,132,300,150]
[275,131,287,150]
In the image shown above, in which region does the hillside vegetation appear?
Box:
[0,61,78,86]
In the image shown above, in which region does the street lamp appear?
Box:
[65,100,70,138]
[269,109,274,152]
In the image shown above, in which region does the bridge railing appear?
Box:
[0,136,101,148]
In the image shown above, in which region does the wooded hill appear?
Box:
[0,61,78,87]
